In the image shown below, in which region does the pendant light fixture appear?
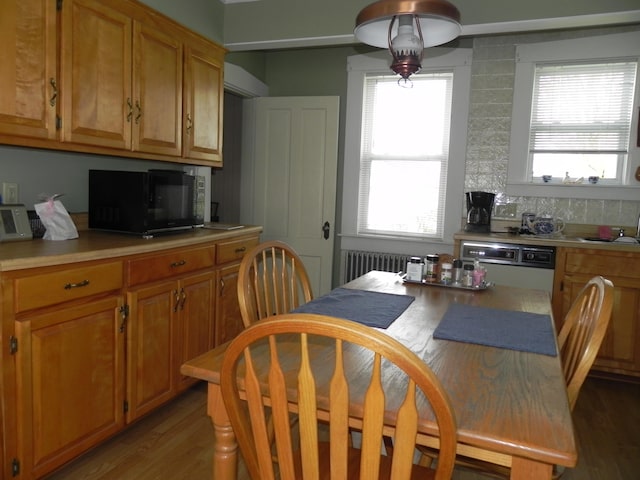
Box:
[354,0,461,82]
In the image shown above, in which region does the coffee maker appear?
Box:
[464,191,495,233]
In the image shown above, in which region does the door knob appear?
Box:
[322,221,330,240]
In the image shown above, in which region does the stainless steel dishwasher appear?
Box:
[459,240,556,293]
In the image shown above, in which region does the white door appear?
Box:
[240,96,339,296]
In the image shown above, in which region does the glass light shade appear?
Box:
[390,15,423,80]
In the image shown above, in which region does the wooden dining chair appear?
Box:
[417,275,615,478]
[237,240,314,327]
[220,313,458,480]
[557,275,614,410]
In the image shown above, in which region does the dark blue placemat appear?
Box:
[291,288,414,329]
[433,303,557,356]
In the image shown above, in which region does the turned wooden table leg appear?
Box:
[207,382,237,480]
[510,456,553,480]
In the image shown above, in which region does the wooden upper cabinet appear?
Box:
[60,0,184,157]
[60,0,133,149]
[132,23,183,156]
[3,0,224,165]
[0,0,57,140]
[183,46,224,164]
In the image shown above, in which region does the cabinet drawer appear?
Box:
[216,236,259,265]
[127,245,215,286]
[565,250,640,278]
[14,262,123,313]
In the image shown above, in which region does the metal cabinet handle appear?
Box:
[135,100,142,124]
[49,78,58,107]
[173,289,180,312]
[234,246,246,254]
[179,288,187,311]
[127,98,133,122]
[64,279,90,290]
[186,113,193,134]
[170,260,186,268]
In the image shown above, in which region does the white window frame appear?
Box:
[340,48,472,254]
[507,30,640,200]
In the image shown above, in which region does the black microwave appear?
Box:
[89,169,204,236]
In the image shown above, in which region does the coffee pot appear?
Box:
[527,215,565,236]
[464,191,495,233]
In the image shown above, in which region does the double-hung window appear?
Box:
[529,61,636,182]
[358,72,453,239]
[342,48,471,247]
[508,30,640,199]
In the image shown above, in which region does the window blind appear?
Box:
[530,61,637,155]
[358,72,453,239]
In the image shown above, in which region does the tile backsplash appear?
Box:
[464,25,640,231]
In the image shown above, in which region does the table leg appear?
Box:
[510,457,552,479]
[207,382,237,480]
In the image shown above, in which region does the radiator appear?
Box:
[341,250,414,283]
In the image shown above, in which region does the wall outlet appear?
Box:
[2,182,19,204]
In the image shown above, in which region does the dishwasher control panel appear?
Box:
[460,241,556,269]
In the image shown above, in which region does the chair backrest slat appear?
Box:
[329,338,350,478]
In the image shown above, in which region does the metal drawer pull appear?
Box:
[235,247,246,254]
[64,279,90,289]
[170,260,187,268]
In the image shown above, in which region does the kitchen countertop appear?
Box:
[0,225,263,272]
[454,230,640,252]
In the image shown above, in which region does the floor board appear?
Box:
[45,376,640,480]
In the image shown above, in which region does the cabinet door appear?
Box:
[132,22,182,156]
[561,273,640,376]
[183,46,223,163]
[60,0,132,149]
[215,263,245,346]
[177,271,215,391]
[15,296,125,479]
[0,0,57,139]
[126,281,178,422]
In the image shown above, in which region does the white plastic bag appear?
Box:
[34,194,79,240]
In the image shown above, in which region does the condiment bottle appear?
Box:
[424,254,439,283]
[452,259,463,285]
[462,263,474,287]
[440,262,452,285]
[406,256,424,282]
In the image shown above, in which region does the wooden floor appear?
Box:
[45,376,640,480]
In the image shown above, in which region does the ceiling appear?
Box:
[221,0,640,51]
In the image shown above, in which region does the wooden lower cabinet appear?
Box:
[14,296,126,479]
[215,263,244,346]
[1,231,260,478]
[214,235,260,346]
[126,270,215,422]
[553,248,640,377]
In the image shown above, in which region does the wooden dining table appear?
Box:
[181,270,577,480]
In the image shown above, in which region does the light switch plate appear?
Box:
[2,182,19,204]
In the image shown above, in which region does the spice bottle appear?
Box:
[440,262,453,285]
[462,263,474,287]
[424,254,439,283]
[452,259,463,285]
[406,256,424,282]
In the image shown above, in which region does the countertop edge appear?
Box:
[453,231,640,252]
[0,226,263,272]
